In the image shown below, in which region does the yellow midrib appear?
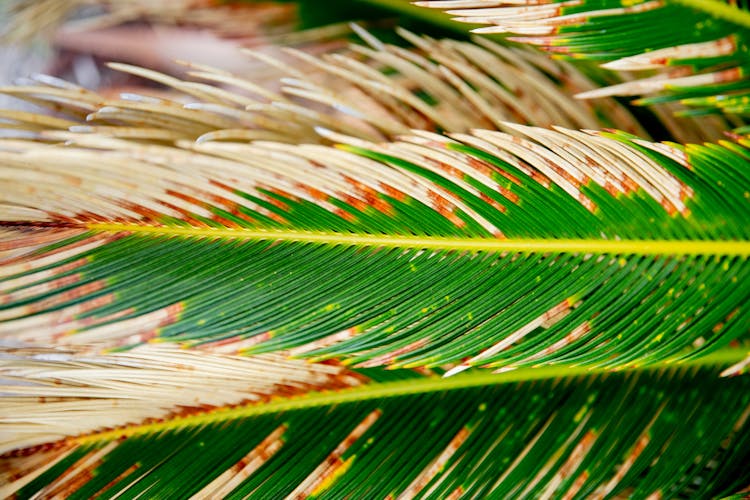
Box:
[87,223,750,256]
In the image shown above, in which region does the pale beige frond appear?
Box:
[1,29,656,145]
[0,344,363,454]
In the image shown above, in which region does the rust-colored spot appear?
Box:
[118,201,162,222]
[91,464,139,499]
[289,410,381,499]
[543,300,573,322]
[715,308,740,333]
[55,272,83,288]
[435,160,465,180]
[497,186,519,203]
[235,331,274,352]
[0,228,83,251]
[21,444,64,461]
[72,211,105,223]
[209,179,234,192]
[530,169,551,188]
[206,183,259,226]
[356,338,430,368]
[565,322,590,342]
[31,279,106,317]
[716,67,742,83]
[56,257,91,274]
[603,181,620,197]
[44,444,117,498]
[467,157,499,179]
[75,293,116,315]
[165,189,208,209]
[562,470,589,500]
[48,296,118,340]
[679,184,694,201]
[163,302,184,322]
[261,187,292,211]
[341,194,368,213]
[189,188,257,225]
[579,195,597,213]
[213,214,243,229]
[446,487,465,500]
[546,158,583,189]
[292,183,326,202]
[342,175,394,215]
[333,207,356,223]
[659,198,678,217]
[546,45,571,54]
[427,190,465,228]
[400,426,471,498]
[411,366,435,377]
[480,193,507,213]
[378,182,407,202]
[197,332,277,354]
[726,308,740,321]
[4,272,84,305]
[621,174,639,193]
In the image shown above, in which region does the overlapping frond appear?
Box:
[3,365,749,498]
[416,0,750,124]
[1,123,748,374]
[5,0,749,129]
[2,28,667,143]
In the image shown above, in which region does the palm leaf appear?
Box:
[1,124,748,374]
[3,359,749,498]
[409,0,750,123]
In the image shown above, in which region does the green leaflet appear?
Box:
[7,367,750,498]
[0,126,748,372]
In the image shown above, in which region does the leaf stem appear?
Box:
[87,223,750,256]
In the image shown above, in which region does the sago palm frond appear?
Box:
[412,0,750,124]
[2,360,749,498]
[1,124,748,373]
